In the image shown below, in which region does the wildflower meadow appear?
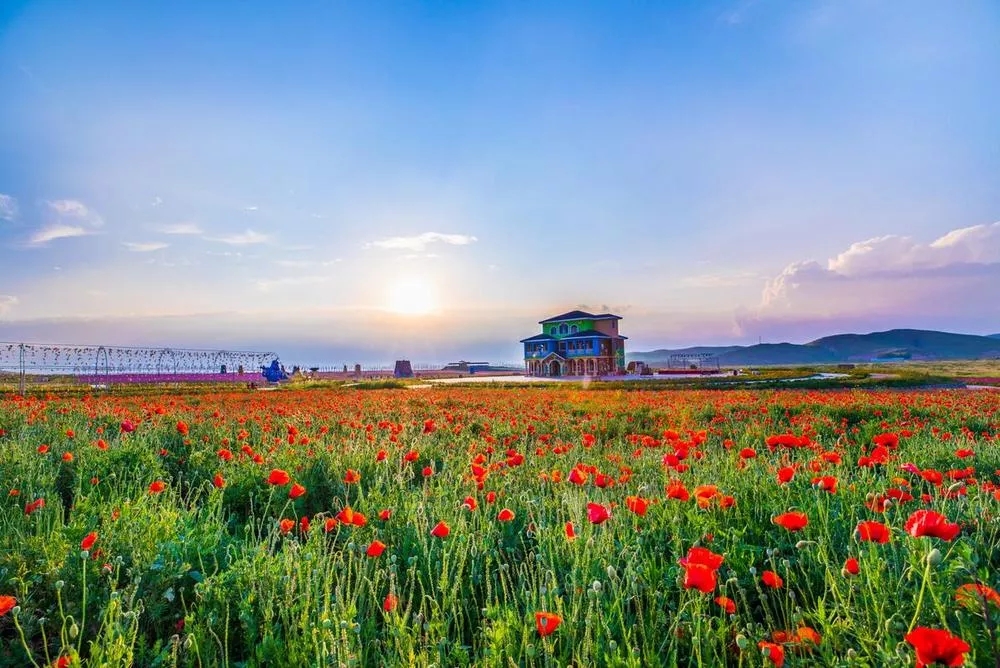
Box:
[1,387,999,666]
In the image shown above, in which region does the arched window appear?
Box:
[570,325,578,333]
[559,324,568,335]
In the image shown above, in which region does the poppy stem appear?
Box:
[907,547,933,633]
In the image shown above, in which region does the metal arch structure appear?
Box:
[0,342,279,389]
[666,352,721,370]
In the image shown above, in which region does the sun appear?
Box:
[386,277,438,315]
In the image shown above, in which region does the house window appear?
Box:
[570,325,578,334]
[550,327,558,335]
[559,324,568,335]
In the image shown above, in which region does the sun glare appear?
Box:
[386,277,438,315]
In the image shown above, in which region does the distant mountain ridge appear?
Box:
[629,329,1000,366]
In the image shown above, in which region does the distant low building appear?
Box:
[520,310,627,377]
[442,360,491,374]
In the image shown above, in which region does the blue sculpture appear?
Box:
[261,359,288,383]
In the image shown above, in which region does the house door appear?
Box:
[549,360,561,377]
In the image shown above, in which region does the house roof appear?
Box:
[519,333,556,343]
[539,310,622,324]
[560,330,628,340]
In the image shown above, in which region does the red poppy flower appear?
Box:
[587,502,611,525]
[383,594,398,612]
[37,444,50,454]
[843,557,860,576]
[344,469,361,484]
[666,480,690,501]
[25,498,45,515]
[288,483,306,499]
[811,476,837,493]
[422,466,434,478]
[773,511,808,531]
[535,611,562,637]
[486,491,497,504]
[80,531,98,551]
[625,496,649,517]
[776,466,795,484]
[279,518,295,534]
[565,522,577,541]
[762,571,784,588]
[739,447,757,459]
[379,509,392,521]
[404,450,419,462]
[149,481,166,494]
[62,452,74,463]
[955,583,1000,609]
[682,563,717,593]
[0,595,15,617]
[323,518,337,533]
[715,596,736,614]
[213,473,226,489]
[853,520,890,543]
[176,421,189,435]
[267,469,291,486]
[904,627,970,668]
[367,540,386,557]
[679,547,725,571]
[569,467,588,485]
[430,521,450,538]
[497,508,515,522]
[758,641,785,667]
[905,510,960,541]
[462,496,478,511]
[335,506,367,527]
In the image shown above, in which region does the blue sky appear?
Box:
[1,1,998,365]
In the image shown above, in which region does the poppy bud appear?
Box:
[927,548,943,566]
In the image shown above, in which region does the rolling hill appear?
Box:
[629,329,1000,366]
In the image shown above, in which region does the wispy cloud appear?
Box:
[151,196,163,207]
[123,241,169,252]
[0,194,17,221]
[29,224,92,246]
[365,232,478,252]
[207,229,271,245]
[158,222,203,235]
[0,295,17,316]
[47,199,103,226]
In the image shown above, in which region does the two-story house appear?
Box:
[520,310,627,377]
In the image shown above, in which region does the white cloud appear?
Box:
[47,199,103,226]
[158,222,203,235]
[757,222,1000,320]
[208,229,271,245]
[29,224,92,246]
[0,194,17,221]
[244,206,259,212]
[151,196,163,207]
[365,232,478,252]
[0,295,17,316]
[123,241,169,252]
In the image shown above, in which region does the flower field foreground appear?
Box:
[1,387,999,667]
